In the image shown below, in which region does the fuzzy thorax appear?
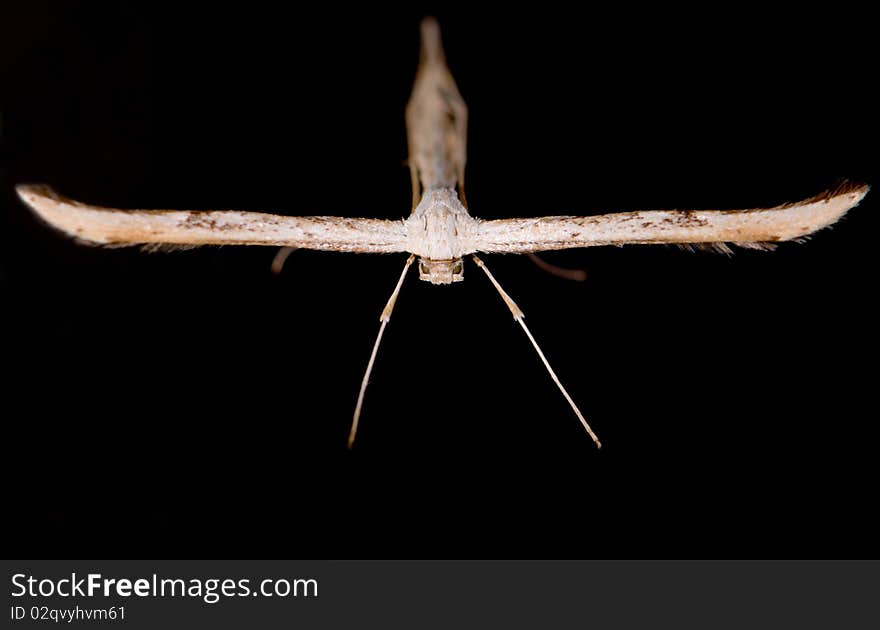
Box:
[405,188,478,283]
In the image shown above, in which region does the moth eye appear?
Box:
[452,261,463,275]
[419,263,430,275]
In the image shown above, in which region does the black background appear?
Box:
[2,2,876,557]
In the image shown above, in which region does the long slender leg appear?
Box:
[527,253,587,282]
[349,254,416,448]
[472,255,601,448]
[409,163,420,210]
[271,246,297,275]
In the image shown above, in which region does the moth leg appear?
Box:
[472,255,601,448]
[527,254,587,282]
[409,162,421,210]
[458,182,468,209]
[270,247,298,275]
[349,254,416,448]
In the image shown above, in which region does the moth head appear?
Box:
[418,258,464,284]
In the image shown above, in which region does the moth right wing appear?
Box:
[474,183,869,254]
[17,184,408,254]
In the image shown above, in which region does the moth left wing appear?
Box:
[474,183,869,254]
[17,184,408,253]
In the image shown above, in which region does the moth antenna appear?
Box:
[271,246,297,275]
[527,253,587,282]
[349,254,416,448]
[472,255,601,448]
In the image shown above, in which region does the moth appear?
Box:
[17,18,869,448]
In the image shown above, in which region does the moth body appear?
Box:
[405,19,467,196]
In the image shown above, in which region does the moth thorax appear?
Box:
[418,258,464,284]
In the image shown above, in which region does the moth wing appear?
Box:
[474,183,869,254]
[17,184,408,254]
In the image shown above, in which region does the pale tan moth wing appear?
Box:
[474,183,869,254]
[16,184,408,254]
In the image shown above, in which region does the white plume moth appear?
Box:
[17,18,869,448]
